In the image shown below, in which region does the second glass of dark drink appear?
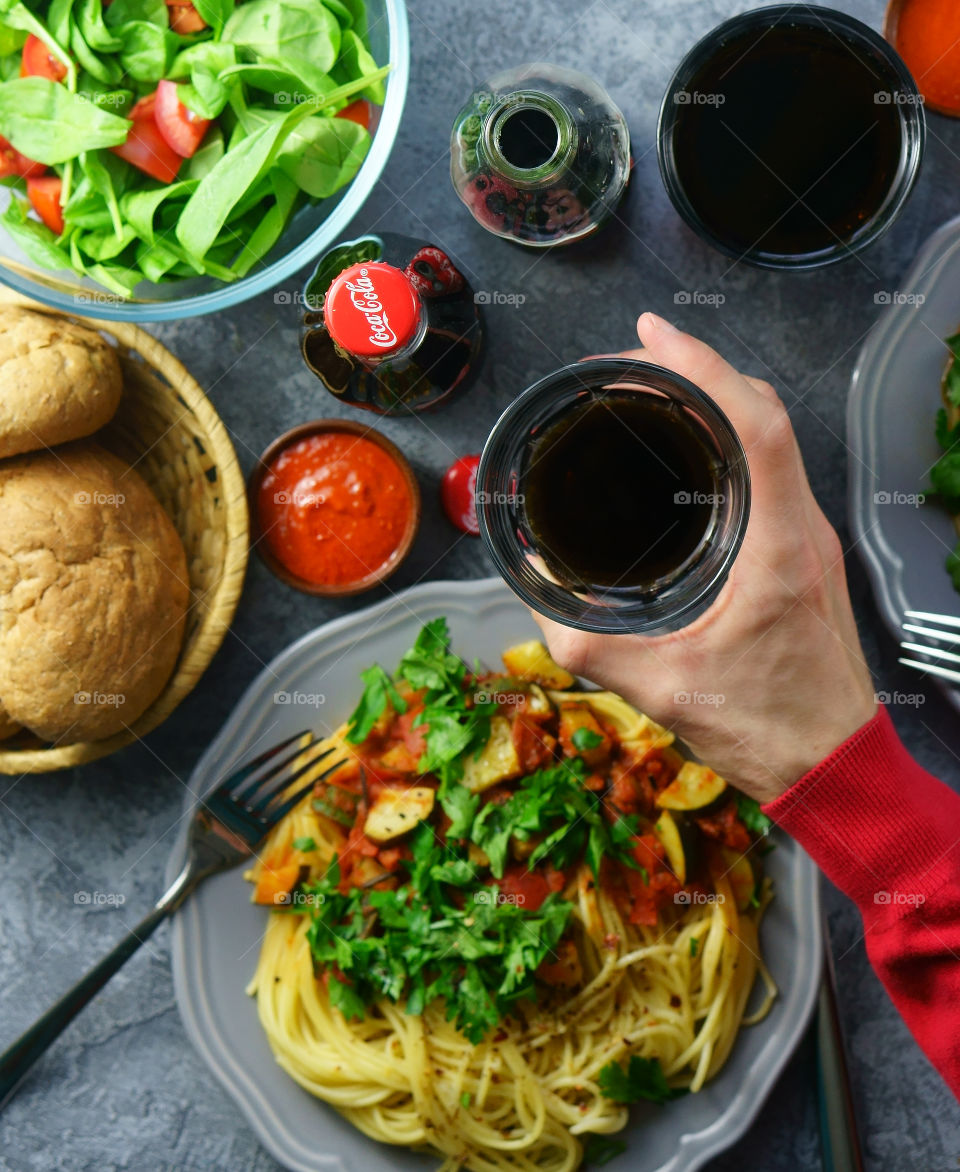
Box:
[658,4,925,269]
[476,359,750,634]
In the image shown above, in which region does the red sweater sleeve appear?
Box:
[762,705,960,1098]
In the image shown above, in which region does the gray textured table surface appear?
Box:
[3,0,960,1169]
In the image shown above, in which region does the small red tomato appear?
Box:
[20,34,67,82]
[441,454,480,536]
[0,135,46,179]
[165,0,206,32]
[336,99,372,130]
[155,79,210,158]
[27,175,64,235]
[111,114,182,183]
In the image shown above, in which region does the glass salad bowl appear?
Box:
[0,0,408,321]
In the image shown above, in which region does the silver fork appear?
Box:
[899,610,960,685]
[0,729,338,1108]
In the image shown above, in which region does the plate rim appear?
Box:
[170,576,822,1172]
[847,212,960,712]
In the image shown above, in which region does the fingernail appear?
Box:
[644,313,680,335]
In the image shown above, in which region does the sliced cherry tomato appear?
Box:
[154,79,210,158]
[110,115,182,183]
[26,176,64,235]
[165,0,207,33]
[0,135,47,179]
[336,99,371,131]
[441,453,480,535]
[129,91,157,121]
[20,34,67,82]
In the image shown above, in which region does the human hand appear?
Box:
[532,313,877,804]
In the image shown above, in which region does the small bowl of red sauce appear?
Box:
[250,420,421,596]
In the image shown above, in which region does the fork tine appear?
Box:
[899,657,960,685]
[905,610,960,629]
[219,730,312,794]
[231,735,317,801]
[249,743,337,812]
[901,622,960,646]
[900,641,960,666]
[263,757,342,825]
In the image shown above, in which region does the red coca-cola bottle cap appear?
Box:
[323,262,422,359]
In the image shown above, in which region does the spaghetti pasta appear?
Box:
[245,624,776,1172]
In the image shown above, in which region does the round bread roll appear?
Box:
[0,306,123,459]
[0,443,189,742]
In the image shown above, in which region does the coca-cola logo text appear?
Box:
[344,267,397,349]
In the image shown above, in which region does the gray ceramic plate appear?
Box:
[848,214,960,709]
[169,577,821,1172]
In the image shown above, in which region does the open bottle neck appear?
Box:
[481,90,578,189]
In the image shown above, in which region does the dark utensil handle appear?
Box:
[817,922,865,1172]
[0,902,169,1108]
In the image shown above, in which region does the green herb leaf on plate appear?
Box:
[598,1055,686,1105]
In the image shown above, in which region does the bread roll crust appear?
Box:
[0,443,189,742]
[0,307,123,459]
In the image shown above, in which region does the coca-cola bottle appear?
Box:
[299,232,484,414]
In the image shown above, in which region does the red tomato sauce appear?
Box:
[894,0,960,114]
[257,431,413,586]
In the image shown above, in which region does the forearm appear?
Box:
[762,706,960,1098]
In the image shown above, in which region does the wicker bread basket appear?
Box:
[0,292,249,773]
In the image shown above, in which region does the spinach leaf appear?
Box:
[223,0,341,93]
[0,20,27,56]
[0,77,130,162]
[118,20,173,81]
[121,178,197,242]
[104,0,167,27]
[70,19,123,84]
[230,167,298,277]
[79,149,127,235]
[76,0,121,51]
[172,41,237,117]
[332,28,383,103]
[2,195,71,269]
[276,113,368,197]
[220,60,334,99]
[192,0,234,35]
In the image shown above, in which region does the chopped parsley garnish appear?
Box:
[736,794,772,838]
[460,1091,472,1109]
[689,936,699,958]
[402,618,499,789]
[304,842,572,1044]
[292,836,316,852]
[583,1136,628,1167]
[344,619,497,788]
[572,726,604,752]
[305,619,651,1045]
[346,665,407,744]
[467,758,638,879]
[598,1056,686,1105]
